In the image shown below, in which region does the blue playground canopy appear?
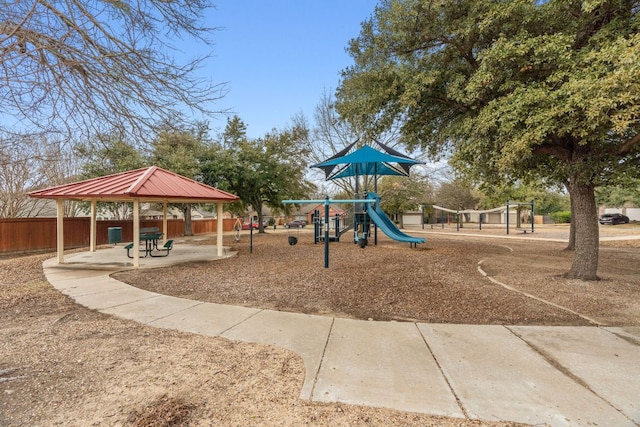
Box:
[312,142,421,180]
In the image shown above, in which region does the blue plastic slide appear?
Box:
[365,193,425,245]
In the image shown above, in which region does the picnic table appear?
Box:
[124,228,174,258]
[140,232,163,256]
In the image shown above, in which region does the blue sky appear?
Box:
[199,1,377,138]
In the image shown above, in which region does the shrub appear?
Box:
[549,211,571,223]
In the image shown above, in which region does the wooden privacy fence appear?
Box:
[0,218,236,254]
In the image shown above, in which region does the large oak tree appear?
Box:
[336,0,640,279]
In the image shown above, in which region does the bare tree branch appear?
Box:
[1,0,228,143]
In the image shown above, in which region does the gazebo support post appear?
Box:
[133,199,140,268]
[217,202,224,257]
[162,202,168,244]
[56,199,64,264]
[90,200,97,252]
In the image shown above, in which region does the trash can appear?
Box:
[108,227,122,245]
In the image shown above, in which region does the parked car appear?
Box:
[241,221,259,230]
[284,220,306,229]
[599,213,630,225]
[242,219,268,230]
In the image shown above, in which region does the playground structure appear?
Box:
[310,141,425,246]
[283,142,426,268]
[430,200,535,234]
[310,192,426,248]
[312,210,344,243]
[283,193,426,267]
[283,197,376,268]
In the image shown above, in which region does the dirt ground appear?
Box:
[1,226,639,426]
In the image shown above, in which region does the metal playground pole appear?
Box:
[283,197,375,268]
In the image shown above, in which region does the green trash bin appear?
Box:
[108,227,122,245]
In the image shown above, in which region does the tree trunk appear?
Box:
[251,200,265,233]
[184,203,193,236]
[565,182,599,280]
[257,212,265,233]
[565,181,576,251]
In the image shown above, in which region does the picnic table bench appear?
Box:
[150,239,174,257]
[140,227,160,235]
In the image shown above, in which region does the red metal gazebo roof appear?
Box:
[28,166,238,203]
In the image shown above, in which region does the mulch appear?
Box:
[114,230,640,327]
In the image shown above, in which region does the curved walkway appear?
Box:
[42,243,640,427]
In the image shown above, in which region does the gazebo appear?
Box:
[28,166,238,267]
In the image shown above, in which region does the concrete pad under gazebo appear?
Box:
[28,166,239,267]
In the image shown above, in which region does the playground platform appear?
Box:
[41,238,640,427]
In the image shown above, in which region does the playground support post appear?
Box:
[506,200,510,235]
[528,199,535,233]
[362,197,369,244]
[324,198,330,268]
[250,221,253,253]
[313,210,320,244]
[373,216,378,245]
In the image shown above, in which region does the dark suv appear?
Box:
[599,213,630,225]
[284,220,306,229]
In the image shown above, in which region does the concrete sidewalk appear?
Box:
[42,248,640,427]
